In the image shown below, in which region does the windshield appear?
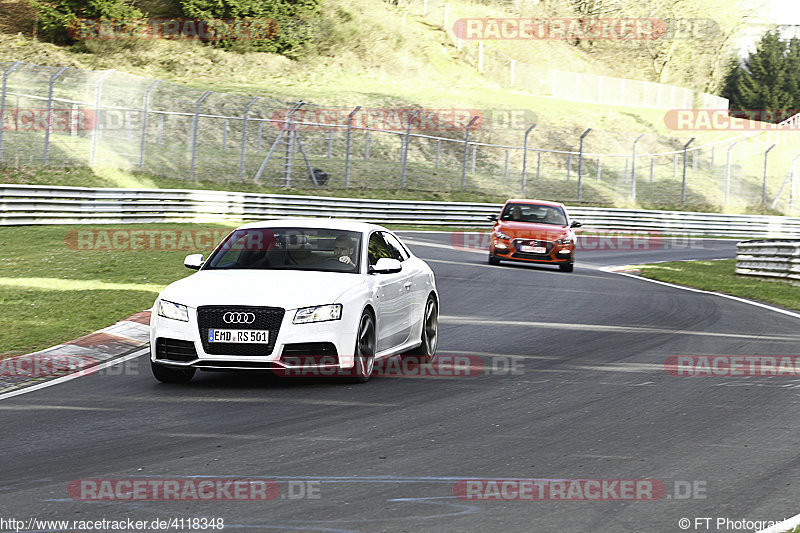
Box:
[204,228,362,273]
[500,203,568,225]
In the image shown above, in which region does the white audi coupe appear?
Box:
[149,219,439,384]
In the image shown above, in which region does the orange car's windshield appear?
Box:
[500,204,567,225]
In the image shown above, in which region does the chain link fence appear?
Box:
[1,61,799,213]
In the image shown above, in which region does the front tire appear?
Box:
[151,361,195,383]
[559,262,574,272]
[350,310,376,383]
[488,254,500,265]
[405,295,438,364]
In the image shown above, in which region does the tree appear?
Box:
[177,0,321,56]
[721,30,796,122]
[30,0,143,44]
[784,36,800,110]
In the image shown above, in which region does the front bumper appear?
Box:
[491,238,574,264]
[149,304,360,372]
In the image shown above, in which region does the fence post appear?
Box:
[596,157,601,181]
[238,97,258,181]
[536,152,541,181]
[0,61,23,162]
[681,138,694,206]
[43,66,68,164]
[461,116,479,189]
[364,130,370,160]
[345,106,361,188]
[724,140,738,205]
[189,90,212,182]
[401,109,420,188]
[138,79,161,169]
[566,154,572,181]
[763,143,776,205]
[577,128,591,202]
[649,157,654,182]
[90,70,114,167]
[434,138,440,168]
[631,133,644,202]
[503,148,509,180]
[471,144,477,173]
[521,122,537,195]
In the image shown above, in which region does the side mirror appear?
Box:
[570,221,582,228]
[369,257,402,274]
[487,214,498,222]
[184,254,204,270]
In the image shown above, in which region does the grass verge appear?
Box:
[0,223,239,357]
[634,259,800,312]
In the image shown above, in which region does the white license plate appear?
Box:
[208,329,270,343]
[520,245,547,254]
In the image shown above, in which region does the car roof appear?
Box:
[235,218,390,233]
[504,198,566,208]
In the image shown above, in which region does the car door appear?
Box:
[368,231,412,352]
[383,231,423,337]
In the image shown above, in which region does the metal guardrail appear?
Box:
[5,185,800,238]
[736,240,800,283]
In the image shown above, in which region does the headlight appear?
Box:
[293,304,343,324]
[494,231,512,240]
[557,237,572,245]
[158,299,189,322]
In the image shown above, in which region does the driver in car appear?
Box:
[333,235,357,266]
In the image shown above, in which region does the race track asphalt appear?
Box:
[3,234,798,533]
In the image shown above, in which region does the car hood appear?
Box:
[494,221,570,240]
[158,269,367,310]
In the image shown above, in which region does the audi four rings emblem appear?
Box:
[223,312,256,324]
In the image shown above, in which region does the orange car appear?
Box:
[487,199,581,272]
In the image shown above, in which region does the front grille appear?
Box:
[155,338,197,362]
[197,306,285,356]
[281,342,339,366]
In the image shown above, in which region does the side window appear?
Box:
[368,232,398,266]
[383,232,409,261]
